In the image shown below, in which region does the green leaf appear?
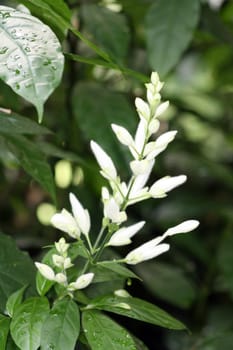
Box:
[87,295,186,330]
[0,232,36,313]
[97,261,140,280]
[82,310,136,350]
[6,285,27,317]
[15,0,71,39]
[145,0,200,76]
[4,134,56,202]
[40,298,80,350]
[0,5,64,122]
[10,297,49,350]
[72,82,136,169]
[0,110,51,135]
[0,314,10,350]
[135,262,196,309]
[65,53,148,83]
[81,4,130,63]
[131,335,149,350]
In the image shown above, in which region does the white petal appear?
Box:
[111,124,134,146]
[73,273,94,290]
[104,197,127,223]
[150,175,187,198]
[90,140,117,180]
[55,237,69,254]
[164,220,200,237]
[69,193,91,236]
[155,131,177,148]
[125,243,170,265]
[35,262,55,281]
[155,101,169,117]
[130,159,152,176]
[55,273,67,284]
[130,159,154,196]
[148,119,160,135]
[52,254,64,267]
[135,97,150,120]
[134,119,147,155]
[51,209,80,239]
[107,221,145,246]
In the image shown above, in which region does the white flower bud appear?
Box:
[68,273,94,291]
[35,262,55,281]
[55,237,69,254]
[52,254,65,267]
[148,119,160,135]
[51,209,80,239]
[69,193,91,237]
[155,101,169,117]
[90,140,117,181]
[149,175,187,198]
[101,187,110,201]
[107,221,145,247]
[130,159,153,176]
[134,119,147,156]
[104,197,127,224]
[155,131,177,148]
[164,220,200,237]
[125,242,170,265]
[111,124,134,146]
[135,97,150,120]
[64,257,73,269]
[55,273,67,284]
[151,72,164,92]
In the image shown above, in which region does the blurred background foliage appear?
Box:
[1,0,233,349]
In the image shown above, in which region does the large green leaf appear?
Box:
[145,0,200,76]
[6,285,27,318]
[10,297,49,350]
[0,314,10,350]
[72,82,136,170]
[135,262,196,309]
[82,310,136,350]
[4,134,56,202]
[96,261,140,280]
[15,0,71,39]
[0,232,36,313]
[0,110,51,135]
[40,298,80,350]
[87,295,186,330]
[0,5,64,121]
[81,4,130,63]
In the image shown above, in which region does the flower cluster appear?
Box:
[35,72,199,295]
[35,237,94,295]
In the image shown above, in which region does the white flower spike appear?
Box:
[107,221,145,247]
